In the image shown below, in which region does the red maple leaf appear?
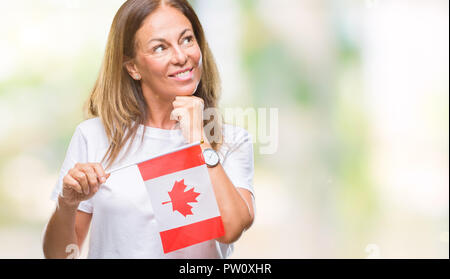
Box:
[162,179,200,217]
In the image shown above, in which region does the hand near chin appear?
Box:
[170,96,205,144]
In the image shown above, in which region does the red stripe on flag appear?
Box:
[160,216,225,254]
[138,145,205,181]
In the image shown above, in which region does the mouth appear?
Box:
[169,67,194,81]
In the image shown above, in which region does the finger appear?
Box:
[172,100,184,107]
[171,107,189,120]
[71,169,90,195]
[174,97,203,107]
[170,108,183,121]
[173,97,195,108]
[193,98,204,110]
[63,175,83,194]
[91,163,107,183]
[83,167,99,191]
[175,96,192,101]
[172,99,192,107]
[197,100,204,110]
[175,96,204,103]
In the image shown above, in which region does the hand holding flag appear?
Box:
[60,163,110,208]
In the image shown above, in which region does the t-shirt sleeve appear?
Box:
[221,128,255,198]
[50,125,93,213]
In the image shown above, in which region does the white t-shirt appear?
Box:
[50,117,255,259]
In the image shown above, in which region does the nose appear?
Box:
[171,45,188,66]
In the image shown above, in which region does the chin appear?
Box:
[174,83,200,96]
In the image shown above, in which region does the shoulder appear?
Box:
[75,117,106,139]
[71,117,109,149]
[76,117,104,133]
[219,124,255,188]
[66,117,109,161]
[222,123,252,143]
[220,123,253,153]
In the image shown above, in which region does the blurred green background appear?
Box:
[0,0,448,258]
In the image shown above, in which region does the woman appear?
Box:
[42,0,255,259]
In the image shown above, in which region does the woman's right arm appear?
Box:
[42,198,91,259]
[42,163,109,259]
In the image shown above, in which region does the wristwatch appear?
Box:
[203,148,220,168]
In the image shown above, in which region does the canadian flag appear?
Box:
[133,143,225,253]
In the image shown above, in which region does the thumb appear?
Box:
[170,108,181,121]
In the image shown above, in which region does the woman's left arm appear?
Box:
[200,139,255,244]
[172,96,255,244]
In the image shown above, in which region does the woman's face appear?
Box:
[130,6,203,99]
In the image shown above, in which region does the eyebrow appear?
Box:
[147,28,192,45]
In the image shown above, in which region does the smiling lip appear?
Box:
[169,67,194,81]
[169,67,193,76]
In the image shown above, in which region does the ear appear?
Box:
[124,59,141,80]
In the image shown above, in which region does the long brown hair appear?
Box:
[85,0,223,169]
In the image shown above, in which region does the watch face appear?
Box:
[204,149,219,166]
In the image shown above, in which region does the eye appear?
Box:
[182,35,194,45]
[153,45,166,53]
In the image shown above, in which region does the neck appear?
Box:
[141,83,178,130]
